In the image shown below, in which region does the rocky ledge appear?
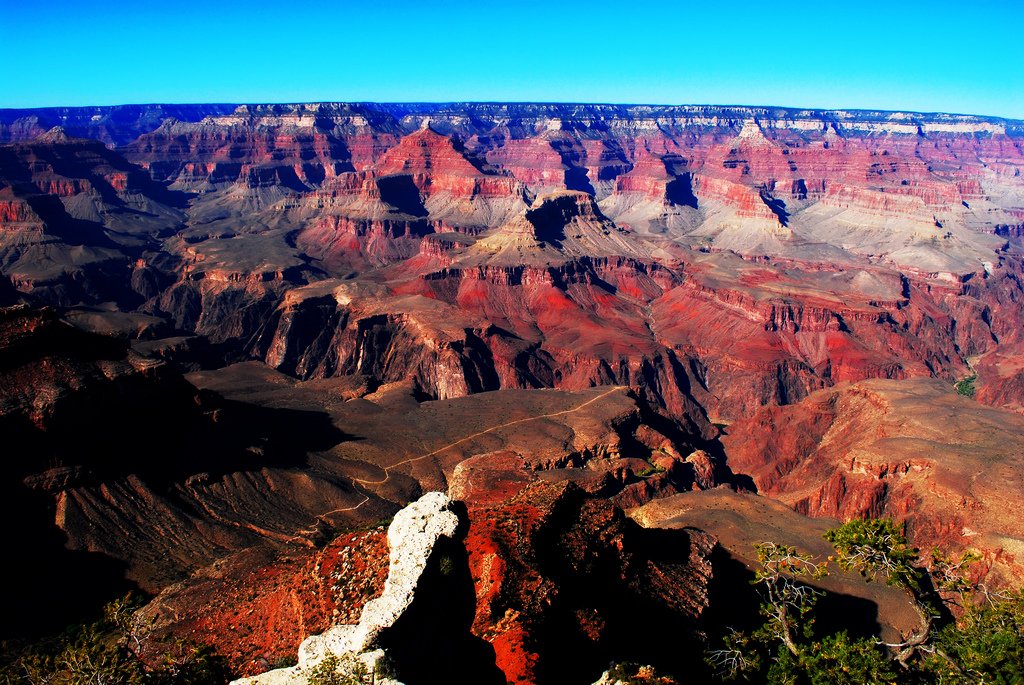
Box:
[232,492,459,685]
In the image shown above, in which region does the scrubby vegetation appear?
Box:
[635,461,667,478]
[0,595,230,685]
[955,374,978,398]
[601,661,676,684]
[708,518,1024,683]
[306,653,395,685]
[307,655,368,685]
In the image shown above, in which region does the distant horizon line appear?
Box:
[1,100,1022,123]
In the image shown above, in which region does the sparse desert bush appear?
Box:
[707,518,1024,683]
[955,374,977,398]
[0,595,230,685]
[306,655,371,685]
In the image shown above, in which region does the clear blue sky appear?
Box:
[4,0,1023,119]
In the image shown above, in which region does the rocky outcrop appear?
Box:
[122,111,355,190]
[204,457,720,685]
[630,487,926,643]
[3,103,1024,417]
[233,492,459,685]
[0,134,189,307]
[138,528,390,676]
[334,492,459,653]
[246,243,1024,424]
[450,452,716,684]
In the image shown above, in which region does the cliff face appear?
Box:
[248,243,1022,424]
[449,452,715,684]
[3,303,719,641]
[2,104,1022,420]
[0,132,190,306]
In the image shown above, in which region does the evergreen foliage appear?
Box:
[0,595,230,685]
[707,518,1024,683]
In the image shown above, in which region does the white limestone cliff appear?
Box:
[231,492,460,685]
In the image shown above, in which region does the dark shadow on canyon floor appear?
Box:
[0,475,139,640]
[530,495,713,684]
[0,385,355,640]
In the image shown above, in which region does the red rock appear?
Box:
[139,529,390,676]
[722,378,1024,585]
[693,174,784,222]
[3,103,1024,673]
[451,452,716,683]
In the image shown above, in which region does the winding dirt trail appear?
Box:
[289,386,625,536]
[352,386,623,486]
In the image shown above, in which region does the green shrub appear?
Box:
[634,462,665,478]
[708,517,1024,682]
[798,632,898,685]
[0,595,230,685]
[306,655,372,685]
[955,374,977,398]
[925,590,1024,684]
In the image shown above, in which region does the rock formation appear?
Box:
[721,378,1024,584]
[450,452,716,684]
[232,492,459,685]
[219,459,719,685]
[2,103,1022,418]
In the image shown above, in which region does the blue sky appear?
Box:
[3,0,1023,118]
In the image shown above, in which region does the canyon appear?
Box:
[2,102,1024,682]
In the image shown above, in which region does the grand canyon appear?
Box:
[2,102,1024,684]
